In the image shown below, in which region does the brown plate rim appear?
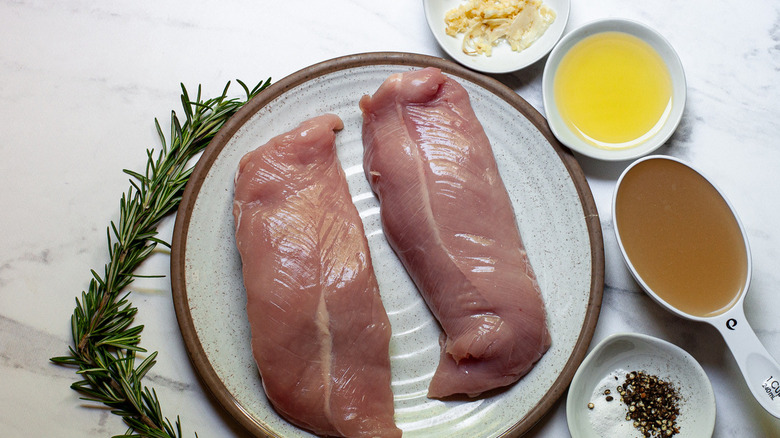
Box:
[170,51,604,437]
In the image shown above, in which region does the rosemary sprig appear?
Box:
[51,78,271,437]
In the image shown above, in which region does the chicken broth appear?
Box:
[615,158,748,317]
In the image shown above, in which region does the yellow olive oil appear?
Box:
[554,31,673,149]
[615,159,748,317]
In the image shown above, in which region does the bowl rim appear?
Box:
[542,17,687,161]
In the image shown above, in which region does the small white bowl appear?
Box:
[566,333,715,438]
[542,19,686,161]
[423,0,570,73]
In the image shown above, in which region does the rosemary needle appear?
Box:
[51,78,271,437]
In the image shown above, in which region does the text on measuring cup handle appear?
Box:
[763,376,780,400]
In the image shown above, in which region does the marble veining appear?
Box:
[1,0,779,437]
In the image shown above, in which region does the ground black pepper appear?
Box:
[612,371,681,437]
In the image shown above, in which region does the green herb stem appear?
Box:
[51,78,271,437]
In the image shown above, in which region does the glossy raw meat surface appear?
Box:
[233,114,400,437]
[360,68,551,398]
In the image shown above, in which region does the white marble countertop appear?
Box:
[1,1,779,437]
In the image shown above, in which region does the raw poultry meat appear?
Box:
[233,114,401,437]
[360,67,551,398]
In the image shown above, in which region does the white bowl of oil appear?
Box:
[542,19,686,161]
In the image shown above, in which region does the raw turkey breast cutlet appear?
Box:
[232,114,400,438]
[360,67,551,398]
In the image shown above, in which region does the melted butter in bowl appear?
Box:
[542,19,686,161]
[554,32,673,149]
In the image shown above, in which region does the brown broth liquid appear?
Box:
[615,159,748,317]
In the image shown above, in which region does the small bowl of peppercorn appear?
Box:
[566,333,715,438]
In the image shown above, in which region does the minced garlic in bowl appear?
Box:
[445,0,556,56]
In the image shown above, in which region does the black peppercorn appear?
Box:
[609,370,681,438]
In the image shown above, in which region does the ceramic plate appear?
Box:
[566,333,716,438]
[171,52,603,437]
[423,0,570,73]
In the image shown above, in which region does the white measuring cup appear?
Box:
[612,155,780,418]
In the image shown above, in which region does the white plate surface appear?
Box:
[172,53,602,437]
[423,0,570,73]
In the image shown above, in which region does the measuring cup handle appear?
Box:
[713,305,780,418]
